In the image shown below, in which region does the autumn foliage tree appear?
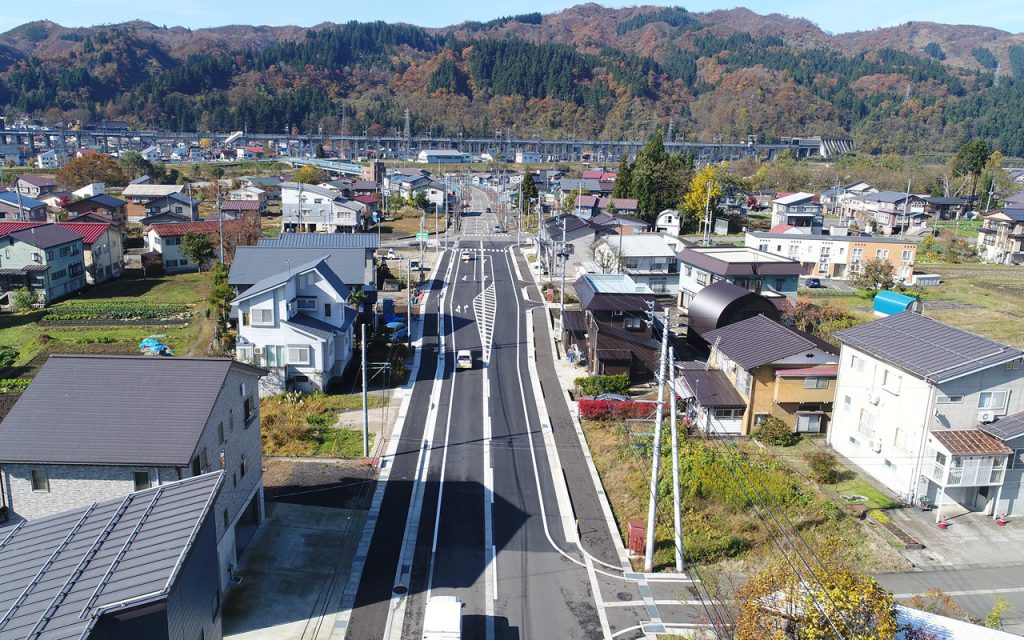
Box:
[294,164,327,184]
[681,163,725,232]
[58,155,128,190]
[735,558,898,640]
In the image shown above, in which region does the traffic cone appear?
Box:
[938,515,948,530]
[997,513,1008,527]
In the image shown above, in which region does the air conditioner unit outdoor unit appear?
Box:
[871,440,882,453]
[868,394,880,406]
[978,411,996,424]
[253,347,264,355]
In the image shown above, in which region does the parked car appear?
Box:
[387,249,397,260]
[492,224,502,233]
[595,393,630,402]
[805,277,823,289]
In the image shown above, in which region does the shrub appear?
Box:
[12,287,37,312]
[0,346,17,369]
[579,399,649,421]
[574,374,631,397]
[0,378,30,394]
[751,416,799,447]
[805,450,840,484]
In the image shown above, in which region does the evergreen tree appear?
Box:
[520,171,539,204]
[611,157,633,199]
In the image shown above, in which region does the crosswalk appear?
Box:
[461,233,512,237]
[473,282,497,362]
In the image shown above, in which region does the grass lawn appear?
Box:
[262,392,389,457]
[0,272,213,375]
[761,439,897,510]
[315,429,373,456]
[580,419,907,577]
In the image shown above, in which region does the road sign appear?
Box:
[416,232,429,240]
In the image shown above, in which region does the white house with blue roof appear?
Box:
[232,256,357,395]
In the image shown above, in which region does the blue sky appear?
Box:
[2,1,1024,35]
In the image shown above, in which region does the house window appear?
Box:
[901,249,913,262]
[894,428,911,451]
[244,395,256,426]
[851,248,863,263]
[251,308,274,326]
[134,471,152,491]
[324,303,332,317]
[1009,449,1024,470]
[843,395,851,412]
[857,409,876,439]
[875,249,889,260]
[1006,359,1023,371]
[774,278,784,291]
[882,370,902,394]
[714,408,743,419]
[796,414,822,433]
[849,436,860,447]
[51,269,67,280]
[612,310,623,317]
[696,271,709,286]
[218,422,226,443]
[936,394,963,404]
[45,250,54,261]
[979,390,1009,412]
[240,454,248,478]
[191,448,210,475]
[223,508,230,529]
[264,345,285,367]
[31,469,49,492]
[288,346,311,366]
[884,459,896,470]
[753,413,769,426]
[297,297,317,311]
[850,355,865,373]
[804,377,829,389]
[624,316,642,329]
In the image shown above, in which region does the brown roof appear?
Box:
[931,429,1011,456]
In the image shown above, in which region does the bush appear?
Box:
[0,378,30,394]
[579,399,649,421]
[751,416,799,447]
[805,450,840,484]
[574,374,630,397]
[0,346,17,369]
[12,287,37,312]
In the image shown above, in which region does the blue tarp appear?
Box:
[386,321,406,330]
[139,337,173,356]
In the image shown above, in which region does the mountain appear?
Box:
[2,5,1024,155]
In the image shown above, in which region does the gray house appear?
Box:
[0,190,47,222]
[0,355,267,590]
[0,223,86,305]
[252,233,379,290]
[0,472,225,640]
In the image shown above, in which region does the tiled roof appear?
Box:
[0,355,265,466]
[0,473,223,640]
[57,222,111,244]
[0,221,45,236]
[835,312,1023,383]
[703,314,837,370]
[221,199,260,211]
[931,429,1012,456]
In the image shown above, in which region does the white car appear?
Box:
[456,350,473,370]
[461,251,472,262]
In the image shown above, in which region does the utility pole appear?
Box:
[559,216,568,322]
[216,186,224,263]
[406,258,412,347]
[668,350,683,572]
[644,309,670,573]
[361,323,369,457]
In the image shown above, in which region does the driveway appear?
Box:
[223,502,366,640]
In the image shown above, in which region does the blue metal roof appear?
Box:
[259,233,380,250]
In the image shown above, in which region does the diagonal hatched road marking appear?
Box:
[473,282,497,362]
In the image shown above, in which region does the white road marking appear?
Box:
[893,586,1024,598]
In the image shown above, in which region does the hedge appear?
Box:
[574,374,631,397]
[578,399,650,421]
[0,378,31,394]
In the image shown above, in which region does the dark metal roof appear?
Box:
[287,312,339,341]
[0,355,265,466]
[687,280,781,338]
[231,246,368,288]
[259,233,380,250]
[835,312,1023,383]
[233,256,349,303]
[88,193,127,208]
[988,208,1024,222]
[574,275,659,313]
[702,314,836,369]
[677,366,747,408]
[561,310,586,335]
[8,224,82,249]
[980,411,1024,442]
[0,472,223,640]
[678,248,803,277]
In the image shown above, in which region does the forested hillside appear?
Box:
[2,6,1024,155]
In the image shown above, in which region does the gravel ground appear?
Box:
[262,457,378,510]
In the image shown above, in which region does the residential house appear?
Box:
[694,314,839,435]
[0,472,226,640]
[0,223,86,304]
[594,234,679,294]
[388,174,448,209]
[38,190,73,211]
[573,196,640,219]
[281,182,365,233]
[677,246,802,310]
[0,190,48,221]
[239,176,283,199]
[745,232,918,281]
[233,257,357,395]
[146,220,248,273]
[221,199,262,219]
[72,182,107,199]
[976,208,1024,264]
[573,273,661,381]
[859,191,930,235]
[590,212,649,234]
[655,209,682,236]
[822,181,876,219]
[514,150,543,164]
[237,146,264,160]
[121,183,186,221]
[0,354,268,588]
[230,186,268,208]
[675,364,751,436]
[140,145,162,162]
[36,148,65,168]
[1004,191,1024,208]
[539,213,611,274]
[0,144,23,165]
[59,222,124,284]
[251,232,380,291]
[417,149,471,163]
[771,192,823,233]
[142,192,198,220]
[65,193,128,238]
[826,312,1024,519]
[74,147,106,159]
[14,174,59,198]
[924,196,969,220]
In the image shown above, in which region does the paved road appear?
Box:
[876,565,1024,635]
[344,233,718,639]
